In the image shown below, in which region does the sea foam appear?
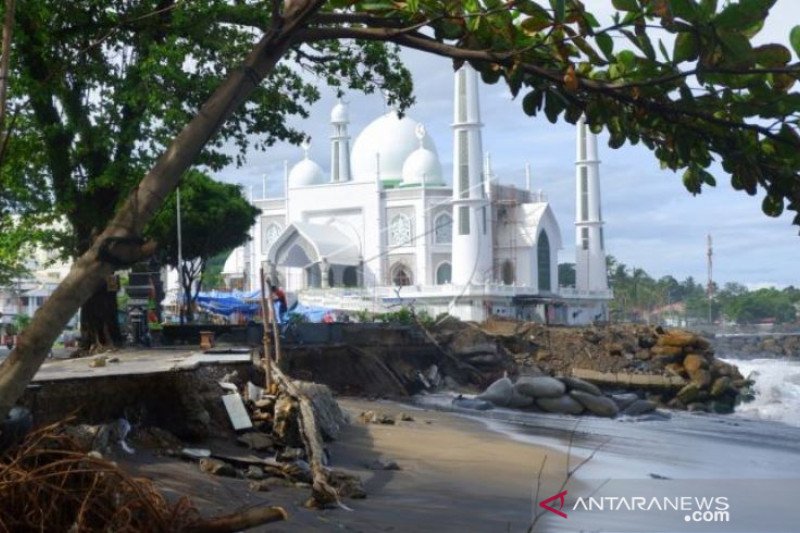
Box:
[724,357,800,428]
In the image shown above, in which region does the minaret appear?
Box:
[575,116,608,293]
[330,99,352,182]
[451,64,493,285]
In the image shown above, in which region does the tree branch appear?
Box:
[295,26,793,144]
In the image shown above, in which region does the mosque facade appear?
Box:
[223,64,611,324]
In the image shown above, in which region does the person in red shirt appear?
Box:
[270,285,287,322]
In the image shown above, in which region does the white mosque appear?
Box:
[222,64,611,324]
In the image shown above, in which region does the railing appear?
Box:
[300,283,613,303]
[559,287,614,300]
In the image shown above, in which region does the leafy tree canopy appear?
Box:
[2,0,412,257]
[0,0,412,342]
[301,0,799,226]
[147,170,259,270]
[146,170,259,321]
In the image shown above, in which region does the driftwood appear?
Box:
[264,289,341,509]
[571,368,687,389]
[270,361,341,507]
[258,268,273,391]
[189,507,288,533]
[266,278,283,366]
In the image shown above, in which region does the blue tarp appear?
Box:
[195,291,333,323]
[196,290,261,317]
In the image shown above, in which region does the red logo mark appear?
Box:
[539,490,568,519]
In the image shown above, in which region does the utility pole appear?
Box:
[177,187,184,324]
[707,234,713,325]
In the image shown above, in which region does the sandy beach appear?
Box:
[126,398,573,532]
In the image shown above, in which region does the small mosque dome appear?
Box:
[288,140,325,187]
[288,159,325,187]
[401,124,443,186]
[330,100,349,123]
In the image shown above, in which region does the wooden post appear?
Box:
[258,267,272,392]
[266,277,283,366]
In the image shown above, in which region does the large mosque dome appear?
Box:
[351,112,439,184]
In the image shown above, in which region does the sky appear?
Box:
[215,1,800,290]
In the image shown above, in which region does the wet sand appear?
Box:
[126,398,573,532]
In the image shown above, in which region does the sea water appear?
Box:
[414,357,800,531]
[722,357,800,428]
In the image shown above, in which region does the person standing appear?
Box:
[270,285,288,322]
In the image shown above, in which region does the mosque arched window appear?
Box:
[389,214,413,246]
[262,222,283,251]
[433,213,453,245]
[435,262,452,285]
[501,260,515,285]
[343,266,358,287]
[391,263,413,286]
[538,231,551,292]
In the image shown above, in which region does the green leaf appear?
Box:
[522,90,542,116]
[790,25,800,58]
[516,0,549,16]
[700,169,716,187]
[762,195,784,217]
[617,50,637,70]
[714,0,775,31]
[717,31,752,64]
[658,38,671,62]
[554,0,565,22]
[682,167,702,195]
[669,0,700,22]
[673,31,699,63]
[544,90,565,123]
[520,13,552,34]
[612,0,638,11]
[752,44,791,67]
[596,33,614,60]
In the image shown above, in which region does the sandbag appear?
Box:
[515,376,566,399]
[476,377,514,406]
[569,390,619,417]
[536,395,585,415]
[561,376,603,397]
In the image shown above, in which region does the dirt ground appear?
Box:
[123,398,573,532]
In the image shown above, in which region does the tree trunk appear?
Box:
[183,276,195,323]
[80,285,123,350]
[0,0,326,421]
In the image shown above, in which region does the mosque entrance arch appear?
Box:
[390,263,413,286]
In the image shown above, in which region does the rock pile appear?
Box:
[473,375,657,417]
[711,333,800,359]
[649,330,750,413]
[429,318,754,414]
